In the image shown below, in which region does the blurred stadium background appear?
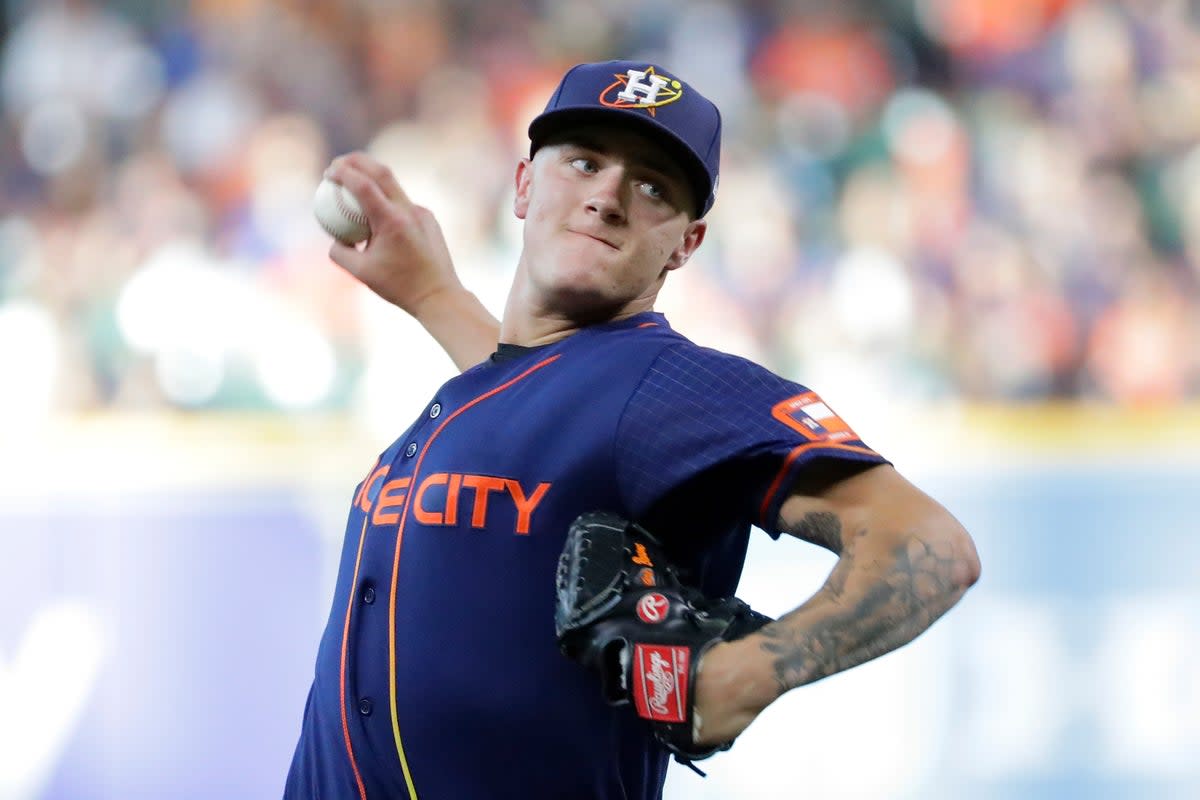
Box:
[0,0,1197,798]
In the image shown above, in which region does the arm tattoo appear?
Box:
[781,510,843,553]
[758,530,966,693]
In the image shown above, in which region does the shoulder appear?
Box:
[642,339,795,400]
[587,314,778,378]
[588,313,693,350]
[551,313,697,376]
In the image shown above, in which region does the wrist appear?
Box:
[703,634,780,715]
[692,634,779,746]
[402,281,468,319]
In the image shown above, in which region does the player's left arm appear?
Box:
[691,462,981,746]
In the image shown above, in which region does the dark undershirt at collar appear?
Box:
[489,312,665,363]
[489,342,547,364]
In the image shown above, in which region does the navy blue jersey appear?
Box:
[285,312,886,799]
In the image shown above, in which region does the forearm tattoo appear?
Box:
[760,527,966,694]
[782,510,843,553]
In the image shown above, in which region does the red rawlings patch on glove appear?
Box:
[632,644,689,723]
[636,592,669,623]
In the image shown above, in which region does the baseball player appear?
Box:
[285,60,980,799]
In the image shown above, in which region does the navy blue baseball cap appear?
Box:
[528,60,721,218]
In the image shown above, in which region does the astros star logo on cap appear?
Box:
[598,67,684,116]
[528,60,722,216]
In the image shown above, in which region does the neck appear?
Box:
[498,268,656,346]
[497,313,581,348]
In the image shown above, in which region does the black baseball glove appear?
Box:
[554,510,772,768]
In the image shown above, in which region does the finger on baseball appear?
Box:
[332,151,411,207]
[326,150,372,174]
[323,154,366,190]
[323,153,373,197]
[336,168,401,227]
[347,153,409,206]
[324,151,361,181]
[376,169,411,207]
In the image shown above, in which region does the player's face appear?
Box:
[512,124,706,321]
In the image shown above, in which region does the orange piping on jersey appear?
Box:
[757,441,881,529]
[386,353,562,797]
[338,516,371,800]
[637,322,659,328]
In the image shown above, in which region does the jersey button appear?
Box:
[405,442,417,458]
[358,697,373,716]
[429,403,441,419]
[361,583,375,605]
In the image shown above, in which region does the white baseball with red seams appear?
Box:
[313,178,371,245]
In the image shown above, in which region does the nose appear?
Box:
[585,168,627,225]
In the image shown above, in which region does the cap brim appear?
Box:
[529,107,711,218]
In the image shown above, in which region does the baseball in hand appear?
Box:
[313,178,371,245]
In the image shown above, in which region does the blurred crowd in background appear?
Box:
[2,0,1198,423]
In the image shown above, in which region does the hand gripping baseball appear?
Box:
[555,511,772,770]
[319,152,459,315]
[319,153,499,371]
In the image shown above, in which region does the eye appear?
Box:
[570,157,598,174]
[638,180,665,201]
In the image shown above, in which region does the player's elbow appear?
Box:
[931,513,981,596]
[953,525,981,592]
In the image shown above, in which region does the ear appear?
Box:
[664,219,707,272]
[513,158,533,220]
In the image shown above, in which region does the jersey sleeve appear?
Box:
[614,343,889,537]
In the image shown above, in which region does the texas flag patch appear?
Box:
[771,391,858,443]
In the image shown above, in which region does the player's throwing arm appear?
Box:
[315,152,500,370]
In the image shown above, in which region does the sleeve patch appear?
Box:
[771,392,859,443]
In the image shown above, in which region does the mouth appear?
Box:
[569,229,620,250]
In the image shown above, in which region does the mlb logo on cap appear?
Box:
[529,60,722,218]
